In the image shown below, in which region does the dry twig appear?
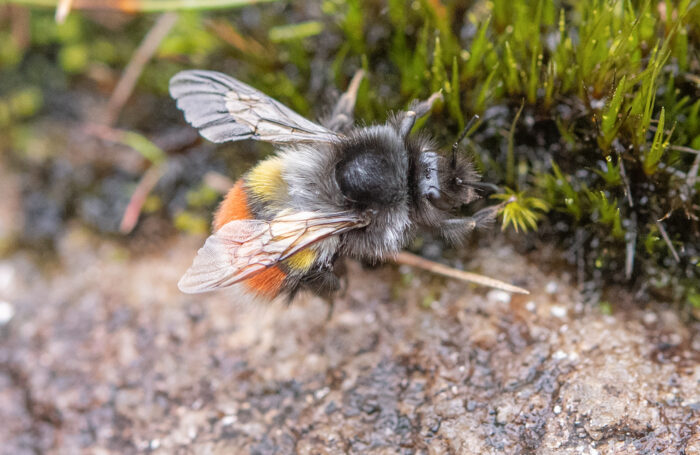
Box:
[655,219,680,263]
[669,144,700,155]
[120,165,164,234]
[103,12,178,125]
[54,0,73,23]
[206,18,267,57]
[394,251,530,295]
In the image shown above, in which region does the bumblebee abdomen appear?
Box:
[212,177,288,299]
[213,179,253,230]
[246,156,287,204]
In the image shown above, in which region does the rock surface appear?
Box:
[0,228,698,454]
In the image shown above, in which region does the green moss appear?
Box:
[142,195,163,214]
[0,33,22,69]
[493,189,549,233]
[174,211,209,235]
[158,12,221,59]
[7,87,43,119]
[58,43,89,73]
[269,21,324,42]
[421,292,436,309]
[186,184,219,208]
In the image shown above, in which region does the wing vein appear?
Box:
[170,70,341,144]
[178,212,370,294]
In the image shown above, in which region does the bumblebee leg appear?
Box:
[296,268,341,320]
[302,269,341,297]
[326,69,365,132]
[324,296,336,321]
[333,257,349,298]
[317,272,341,321]
[439,204,501,243]
[398,91,444,139]
[408,91,443,119]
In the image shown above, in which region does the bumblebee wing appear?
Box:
[178,211,369,294]
[169,70,339,144]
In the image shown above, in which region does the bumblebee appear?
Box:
[169,70,499,300]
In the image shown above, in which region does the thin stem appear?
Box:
[394,251,530,295]
[104,12,178,125]
[7,0,278,12]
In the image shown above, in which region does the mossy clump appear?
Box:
[329,0,700,306]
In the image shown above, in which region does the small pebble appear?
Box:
[552,350,568,360]
[525,301,536,312]
[545,281,558,294]
[487,289,511,304]
[691,336,700,352]
[0,263,15,291]
[221,415,236,426]
[590,98,605,109]
[643,312,658,325]
[550,306,567,318]
[0,300,14,326]
[553,405,562,414]
[149,439,161,450]
[495,404,515,424]
[314,387,330,400]
[667,333,683,346]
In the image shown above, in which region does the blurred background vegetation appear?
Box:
[0,0,698,312]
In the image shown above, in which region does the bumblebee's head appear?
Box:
[425,150,482,210]
[406,131,486,228]
[413,138,481,205]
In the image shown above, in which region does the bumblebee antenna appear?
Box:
[463,181,501,193]
[451,114,480,167]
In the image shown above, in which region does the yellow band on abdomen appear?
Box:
[285,248,317,272]
[246,156,286,202]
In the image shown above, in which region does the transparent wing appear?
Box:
[169,70,340,144]
[178,211,369,294]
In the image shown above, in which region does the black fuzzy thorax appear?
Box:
[330,125,413,261]
[333,126,409,210]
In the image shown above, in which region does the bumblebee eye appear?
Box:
[427,188,455,210]
[426,187,440,201]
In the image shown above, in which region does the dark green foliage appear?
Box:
[350,0,700,305]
